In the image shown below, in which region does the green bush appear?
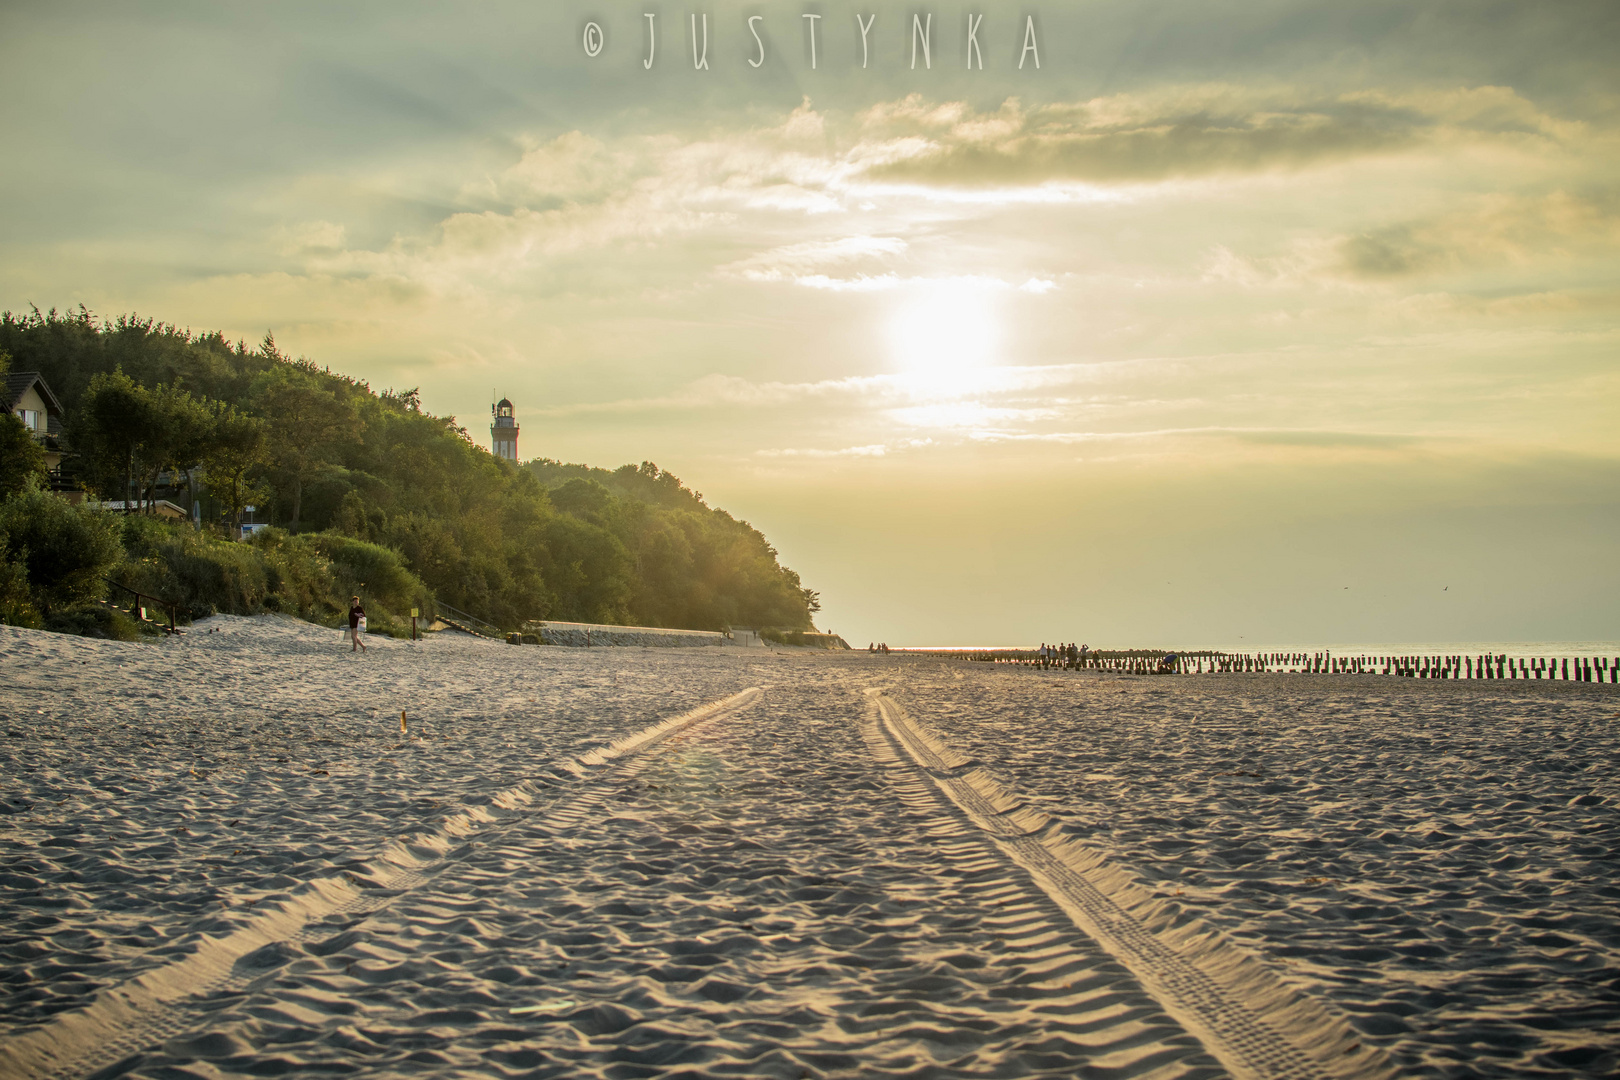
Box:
[0,492,436,639]
[302,531,434,636]
[243,527,344,621]
[118,520,274,620]
[0,413,46,499]
[0,485,123,616]
[43,603,143,641]
[304,532,425,611]
[109,520,433,636]
[117,521,351,624]
[0,551,38,627]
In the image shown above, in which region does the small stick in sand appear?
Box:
[400,710,407,734]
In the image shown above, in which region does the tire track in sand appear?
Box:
[865,689,1399,1080]
[0,687,762,1080]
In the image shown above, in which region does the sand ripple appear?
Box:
[890,663,1620,1078]
[3,626,1616,1078]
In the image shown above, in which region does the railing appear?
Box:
[102,578,180,635]
[433,600,504,639]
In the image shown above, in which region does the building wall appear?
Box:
[11,385,49,432]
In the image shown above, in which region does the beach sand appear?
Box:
[1,617,1616,1078]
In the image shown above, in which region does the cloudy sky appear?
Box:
[4,0,1617,645]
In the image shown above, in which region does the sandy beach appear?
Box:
[2,618,1617,1079]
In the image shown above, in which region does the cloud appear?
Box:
[246,85,1603,316]
[970,426,1432,449]
[723,237,1058,294]
[274,106,867,298]
[724,235,908,283]
[792,271,1043,292]
[1335,188,1620,279]
[531,371,899,417]
[270,85,1594,306]
[755,438,939,460]
[1235,429,1424,449]
[856,86,1581,187]
[792,273,902,291]
[529,363,1098,420]
[1198,187,1620,289]
[275,220,347,256]
[756,444,889,458]
[466,131,631,206]
[888,402,1061,430]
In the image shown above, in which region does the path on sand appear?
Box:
[2,618,1616,1078]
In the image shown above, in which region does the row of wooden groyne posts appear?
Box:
[897,649,1620,683]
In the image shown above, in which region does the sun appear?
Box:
[886,283,1000,378]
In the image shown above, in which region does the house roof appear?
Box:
[3,372,64,415]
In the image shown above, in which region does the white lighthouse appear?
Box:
[491,397,519,461]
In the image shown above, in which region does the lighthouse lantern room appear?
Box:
[491,398,519,461]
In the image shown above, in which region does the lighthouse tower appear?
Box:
[490,398,519,461]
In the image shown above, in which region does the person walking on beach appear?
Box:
[348,595,367,653]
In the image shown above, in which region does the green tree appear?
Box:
[0,414,46,499]
[0,483,122,616]
[249,352,357,530]
[537,514,635,623]
[65,369,220,514]
[201,404,269,538]
[134,383,214,512]
[65,367,150,503]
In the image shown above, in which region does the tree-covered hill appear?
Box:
[0,306,818,632]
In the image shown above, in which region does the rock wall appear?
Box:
[530,620,725,648]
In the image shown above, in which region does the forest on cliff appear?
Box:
[0,306,818,634]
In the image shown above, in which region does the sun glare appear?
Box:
[886,284,999,380]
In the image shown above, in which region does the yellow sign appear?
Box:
[410,607,419,617]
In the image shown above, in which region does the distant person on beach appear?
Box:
[348,596,367,653]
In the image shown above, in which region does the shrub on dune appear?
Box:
[116,519,431,635]
[300,531,434,636]
[0,483,122,619]
[118,516,273,621]
[43,603,143,641]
